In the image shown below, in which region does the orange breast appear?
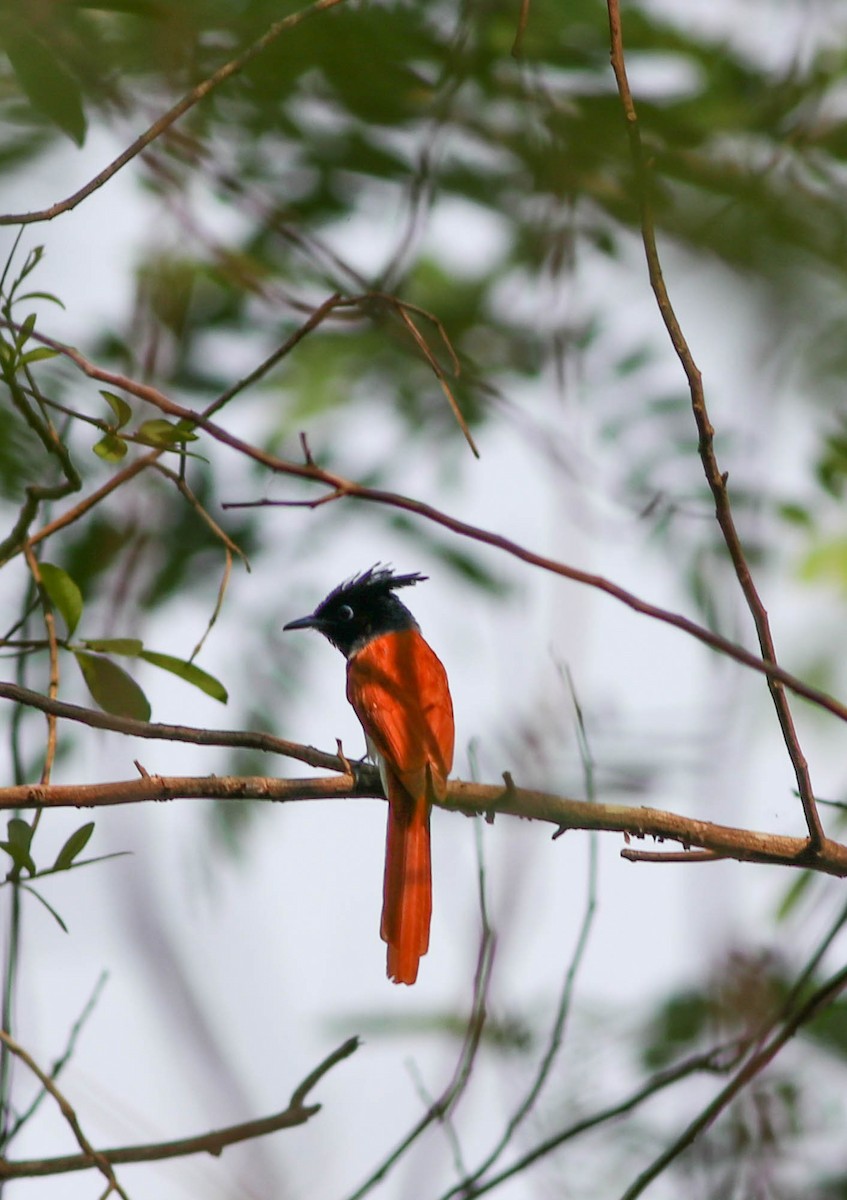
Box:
[346,629,454,801]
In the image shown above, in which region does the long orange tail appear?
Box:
[381,778,431,986]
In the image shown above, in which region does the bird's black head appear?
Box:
[283,565,426,658]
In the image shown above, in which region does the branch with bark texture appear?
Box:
[2,770,846,877]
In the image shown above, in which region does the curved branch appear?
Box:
[0,1036,359,1179]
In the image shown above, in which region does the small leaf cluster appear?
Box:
[0,817,126,932]
[39,562,227,721]
[93,391,200,463]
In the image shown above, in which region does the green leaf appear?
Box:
[0,818,36,877]
[93,433,128,462]
[18,346,59,367]
[15,312,36,348]
[139,650,228,703]
[100,390,132,429]
[135,419,198,447]
[74,651,151,720]
[4,27,87,146]
[38,562,83,637]
[81,638,143,655]
[52,823,95,871]
[17,291,66,309]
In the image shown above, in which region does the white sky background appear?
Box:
[2,6,847,1198]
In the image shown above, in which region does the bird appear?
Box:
[283,566,454,985]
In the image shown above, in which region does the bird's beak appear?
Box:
[283,613,321,632]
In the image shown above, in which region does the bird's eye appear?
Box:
[337,604,354,621]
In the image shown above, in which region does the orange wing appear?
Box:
[347,629,454,984]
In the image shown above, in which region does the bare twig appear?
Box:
[620,962,847,1199]
[29,452,161,551]
[458,1044,734,1199]
[511,0,533,57]
[5,973,108,1145]
[621,848,720,864]
[0,0,349,227]
[0,680,347,772]
[0,1031,129,1197]
[392,301,478,457]
[0,1036,358,1179]
[606,0,822,848]
[149,462,248,659]
[202,291,345,419]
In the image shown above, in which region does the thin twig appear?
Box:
[621,848,720,864]
[0,1031,129,1198]
[0,680,347,772]
[202,292,345,419]
[617,897,847,1199]
[0,1036,358,1179]
[150,462,248,659]
[620,962,847,1199]
[21,545,58,795]
[606,0,822,849]
[511,0,532,57]
[392,302,478,457]
[0,0,349,227]
[458,1044,733,1199]
[5,972,109,1145]
[29,451,160,551]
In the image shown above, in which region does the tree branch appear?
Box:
[0,1032,129,1196]
[606,0,822,848]
[620,963,847,1199]
[0,0,349,227]
[0,1036,359,1179]
[1,770,846,877]
[0,680,348,773]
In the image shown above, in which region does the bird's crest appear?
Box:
[316,564,427,613]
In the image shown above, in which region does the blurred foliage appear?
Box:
[5,0,845,645]
[2,2,847,1193]
[637,950,847,1198]
[1,0,846,577]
